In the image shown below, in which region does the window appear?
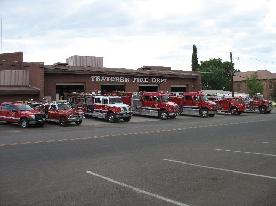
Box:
[269,81,273,90]
[50,105,57,110]
[94,98,101,104]
[185,96,193,101]
[102,98,109,104]
[143,96,151,101]
[2,104,15,111]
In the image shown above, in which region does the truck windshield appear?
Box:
[15,104,33,111]
[57,104,71,110]
[200,96,209,101]
[161,95,170,102]
[109,98,123,104]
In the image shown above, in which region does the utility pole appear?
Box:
[0,16,2,53]
[230,52,234,97]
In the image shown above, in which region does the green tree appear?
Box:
[199,58,234,90]
[246,75,264,96]
[192,44,199,71]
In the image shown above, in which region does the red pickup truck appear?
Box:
[45,101,83,126]
[0,102,45,128]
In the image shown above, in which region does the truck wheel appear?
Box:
[20,118,29,128]
[159,110,168,120]
[107,113,118,123]
[123,116,131,122]
[259,106,267,114]
[200,108,209,118]
[230,107,238,115]
[209,114,215,117]
[59,117,67,126]
[75,120,82,125]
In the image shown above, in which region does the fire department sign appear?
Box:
[90,76,167,84]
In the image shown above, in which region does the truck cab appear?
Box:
[0,102,45,128]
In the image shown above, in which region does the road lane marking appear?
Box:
[0,119,273,148]
[163,159,276,180]
[214,148,276,157]
[86,170,190,206]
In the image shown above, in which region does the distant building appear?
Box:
[233,70,276,99]
[0,52,202,102]
[0,52,44,101]
[66,55,103,67]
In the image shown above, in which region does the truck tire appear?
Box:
[59,117,68,126]
[259,106,267,114]
[230,107,238,115]
[75,120,82,125]
[107,113,118,123]
[123,116,131,122]
[209,114,215,117]
[38,122,44,127]
[159,110,168,120]
[20,118,29,128]
[170,114,177,119]
[199,108,209,118]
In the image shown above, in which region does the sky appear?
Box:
[1,0,276,72]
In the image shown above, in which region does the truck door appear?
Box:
[221,99,228,110]
[142,95,151,108]
[184,95,193,106]
[48,105,58,119]
[0,104,10,122]
[5,104,17,122]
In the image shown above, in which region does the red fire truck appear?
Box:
[45,101,83,126]
[244,94,272,114]
[216,97,246,115]
[84,95,132,123]
[0,102,45,128]
[169,91,217,117]
[129,92,179,120]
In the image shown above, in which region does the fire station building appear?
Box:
[0,52,201,102]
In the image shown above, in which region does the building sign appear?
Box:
[90,76,167,84]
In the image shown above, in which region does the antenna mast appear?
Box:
[1,16,2,53]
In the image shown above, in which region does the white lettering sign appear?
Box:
[90,76,167,84]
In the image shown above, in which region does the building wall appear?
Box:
[0,52,44,100]
[26,63,45,98]
[233,79,276,99]
[0,52,23,63]
[0,94,39,102]
[45,73,201,100]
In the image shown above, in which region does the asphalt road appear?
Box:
[0,111,276,206]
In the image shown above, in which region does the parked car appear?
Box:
[0,102,45,128]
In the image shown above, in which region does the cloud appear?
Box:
[1,0,276,72]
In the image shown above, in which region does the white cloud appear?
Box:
[1,0,276,72]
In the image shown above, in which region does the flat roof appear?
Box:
[44,65,200,79]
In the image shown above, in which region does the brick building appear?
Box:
[233,70,276,99]
[0,52,202,102]
[0,52,44,101]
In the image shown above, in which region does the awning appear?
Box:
[0,86,40,95]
